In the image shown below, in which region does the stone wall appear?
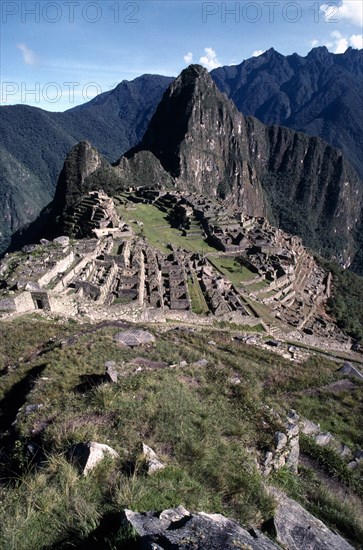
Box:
[38,251,75,287]
[14,291,36,313]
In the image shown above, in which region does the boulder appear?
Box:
[69,441,119,475]
[123,506,280,549]
[315,432,334,447]
[339,362,363,380]
[104,360,118,383]
[286,421,299,438]
[192,358,208,367]
[336,444,352,458]
[287,409,299,422]
[285,436,299,473]
[265,488,354,550]
[142,443,165,474]
[300,418,320,435]
[114,330,155,348]
[53,236,70,247]
[274,431,287,451]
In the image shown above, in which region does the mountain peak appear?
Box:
[52,140,105,218]
[181,64,208,76]
[121,64,266,215]
[168,64,212,95]
[307,46,330,60]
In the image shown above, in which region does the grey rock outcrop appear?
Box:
[265,488,354,550]
[69,441,119,475]
[300,418,320,436]
[114,329,155,347]
[53,236,70,247]
[262,409,300,475]
[142,444,165,475]
[123,506,280,549]
[315,432,334,447]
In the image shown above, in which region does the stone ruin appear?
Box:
[152,191,336,338]
[64,190,132,239]
[0,188,353,348]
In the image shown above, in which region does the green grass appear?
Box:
[213,320,265,332]
[208,257,256,287]
[299,435,363,498]
[246,280,270,292]
[187,274,209,315]
[0,318,362,548]
[288,385,363,449]
[120,203,216,254]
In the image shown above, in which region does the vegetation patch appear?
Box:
[187,274,209,315]
[207,256,256,287]
[319,259,363,343]
[120,203,216,254]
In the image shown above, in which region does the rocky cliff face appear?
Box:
[52,141,104,214]
[123,65,266,216]
[259,125,362,264]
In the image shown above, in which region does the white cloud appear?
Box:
[321,1,363,27]
[252,50,264,57]
[17,43,38,66]
[337,0,363,26]
[311,31,363,54]
[199,47,221,70]
[334,37,349,53]
[350,34,363,49]
[184,52,193,65]
[329,31,348,53]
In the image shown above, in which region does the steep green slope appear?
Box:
[0,318,362,548]
[212,47,363,180]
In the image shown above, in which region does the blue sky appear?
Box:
[0,0,362,111]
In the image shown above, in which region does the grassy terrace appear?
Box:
[207,257,256,287]
[187,273,209,315]
[119,203,216,254]
[0,318,362,547]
